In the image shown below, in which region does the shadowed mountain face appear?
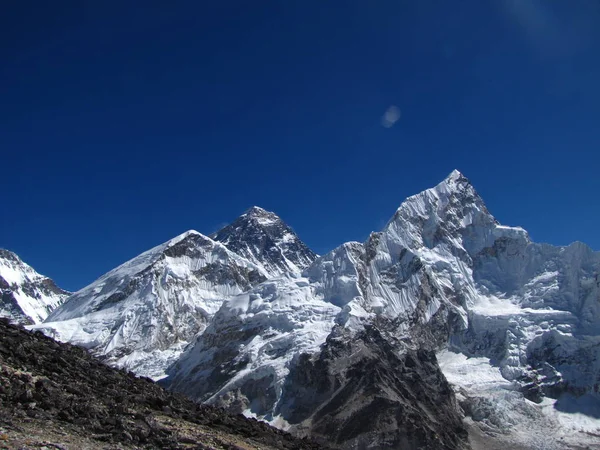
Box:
[279,326,468,450]
[212,206,317,276]
[0,318,325,450]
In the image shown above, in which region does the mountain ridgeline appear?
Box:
[0,249,69,325]
[5,170,598,449]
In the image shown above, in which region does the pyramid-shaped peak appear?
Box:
[439,169,471,187]
[244,206,277,216]
[163,229,210,248]
[241,206,282,226]
[382,169,498,253]
[212,207,316,276]
[245,206,270,215]
[446,169,465,182]
[428,170,476,199]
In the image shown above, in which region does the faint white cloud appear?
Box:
[504,0,553,49]
[210,222,229,234]
[502,0,596,58]
[381,105,401,128]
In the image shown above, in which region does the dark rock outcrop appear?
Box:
[279,326,470,450]
[212,206,317,276]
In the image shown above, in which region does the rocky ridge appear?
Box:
[212,206,317,276]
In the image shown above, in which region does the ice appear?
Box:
[438,350,600,449]
[438,350,514,391]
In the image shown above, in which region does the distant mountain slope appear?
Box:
[0,249,69,325]
[212,206,317,276]
[34,231,268,379]
[33,209,318,380]
[0,318,324,450]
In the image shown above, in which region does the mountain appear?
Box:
[165,171,600,449]
[28,171,600,448]
[212,206,317,276]
[34,231,268,379]
[0,317,325,450]
[34,208,317,381]
[0,249,69,325]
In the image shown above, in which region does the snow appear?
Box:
[438,350,515,391]
[438,350,600,449]
[0,250,68,324]
[166,275,341,414]
[0,261,27,286]
[540,397,600,435]
[470,295,525,316]
[27,170,600,446]
[33,231,268,379]
[254,216,278,226]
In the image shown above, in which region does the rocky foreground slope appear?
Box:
[0,318,324,450]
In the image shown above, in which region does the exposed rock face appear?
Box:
[280,326,468,450]
[212,206,317,276]
[0,318,325,450]
[0,249,69,325]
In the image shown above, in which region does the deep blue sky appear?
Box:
[2,1,599,292]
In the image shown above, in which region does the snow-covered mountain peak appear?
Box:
[46,230,265,323]
[380,170,517,259]
[0,249,20,264]
[36,230,269,378]
[172,229,202,240]
[392,169,484,220]
[435,169,477,199]
[242,206,280,225]
[0,249,69,324]
[212,207,317,276]
[441,168,469,186]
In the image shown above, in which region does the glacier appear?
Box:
[30,170,600,448]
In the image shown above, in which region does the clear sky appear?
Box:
[2,1,599,292]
